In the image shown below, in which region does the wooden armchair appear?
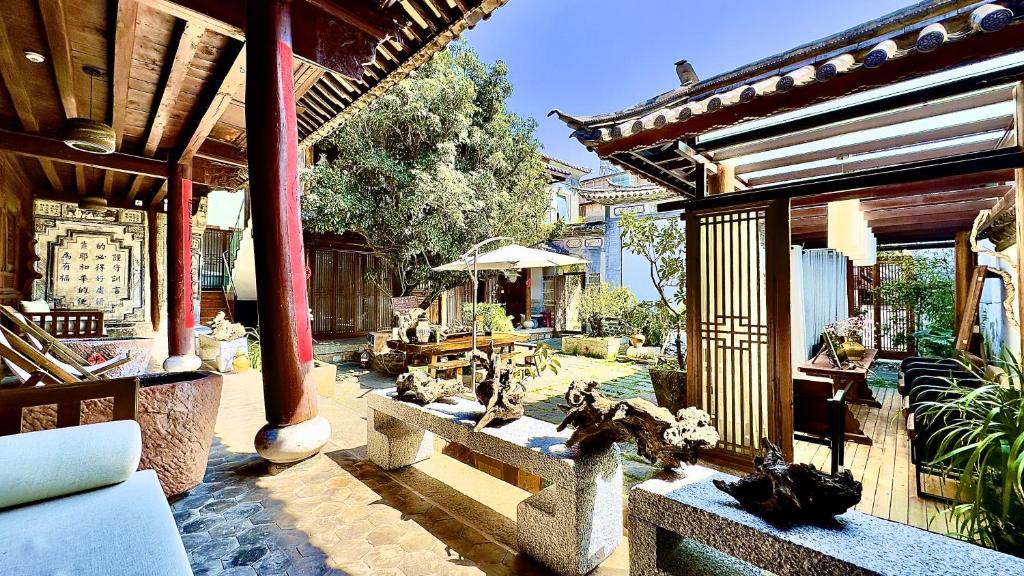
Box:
[793,374,850,475]
[0,377,138,436]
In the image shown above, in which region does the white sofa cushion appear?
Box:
[0,469,193,576]
[0,420,142,510]
[19,299,50,314]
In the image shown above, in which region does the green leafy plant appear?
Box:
[578,283,636,336]
[521,342,560,380]
[920,353,1024,555]
[877,251,955,357]
[461,302,514,334]
[622,300,671,347]
[619,212,686,369]
[302,42,551,309]
[246,327,262,372]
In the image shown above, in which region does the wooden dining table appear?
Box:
[797,347,882,408]
[388,333,527,372]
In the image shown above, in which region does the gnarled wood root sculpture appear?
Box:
[395,371,463,405]
[396,307,426,343]
[713,438,862,525]
[556,380,719,468]
[471,350,526,432]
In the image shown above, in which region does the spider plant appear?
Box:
[920,352,1024,556]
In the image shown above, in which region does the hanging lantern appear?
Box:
[64,66,115,154]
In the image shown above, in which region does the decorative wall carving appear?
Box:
[33,200,148,326]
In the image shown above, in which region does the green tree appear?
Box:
[302,42,551,307]
[877,251,956,356]
[619,212,686,368]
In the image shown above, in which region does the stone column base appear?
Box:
[162,354,202,372]
[255,415,331,464]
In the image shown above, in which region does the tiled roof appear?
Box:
[549,1,1019,146]
[542,154,592,177]
[577,185,677,205]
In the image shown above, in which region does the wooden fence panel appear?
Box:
[307,247,392,339]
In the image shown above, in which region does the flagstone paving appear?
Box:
[172,350,649,576]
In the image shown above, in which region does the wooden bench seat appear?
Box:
[427,358,469,378]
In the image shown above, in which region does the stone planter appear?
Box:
[23,371,223,497]
[649,367,686,415]
[562,335,621,360]
[197,333,248,373]
[63,336,153,377]
[311,360,337,397]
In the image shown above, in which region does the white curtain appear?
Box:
[797,248,849,360]
[791,247,807,368]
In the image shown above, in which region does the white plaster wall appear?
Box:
[977,239,1020,358]
[232,225,258,301]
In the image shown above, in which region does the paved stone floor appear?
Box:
[171,353,642,576]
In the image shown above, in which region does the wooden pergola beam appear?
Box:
[747,136,1003,187]
[734,115,1013,175]
[790,170,1014,207]
[0,128,167,177]
[177,42,246,162]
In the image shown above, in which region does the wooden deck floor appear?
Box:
[793,385,954,534]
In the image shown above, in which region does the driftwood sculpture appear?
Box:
[471,350,526,431]
[713,438,862,524]
[395,371,463,405]
[556,380,719,468]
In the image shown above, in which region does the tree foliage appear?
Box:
[302,42,551,305]
[877,250,956,356]
[619,212,686,367]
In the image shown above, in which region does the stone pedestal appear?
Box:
[366,389,623,576]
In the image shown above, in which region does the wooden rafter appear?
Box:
[177,42,246,162]
[102,0,140,198]
[144,21,205,156]
[37,0,77,119]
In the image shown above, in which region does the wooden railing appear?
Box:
[23,310,104,338]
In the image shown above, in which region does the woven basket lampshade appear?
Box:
[64,117,116,154]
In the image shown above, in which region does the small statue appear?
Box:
[713,438,862,525]
[557,380,719,468]
[395,371,463,405]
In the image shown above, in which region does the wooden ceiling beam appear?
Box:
[143,21,205,157]
[0,12,64,193]
[734,115,1014,175]
[37,0,77,119]
[790,170,1015,207]
[859,185,1009,211]
[196,139,246,167]
[177,42,246,162]
[0,128,167,177]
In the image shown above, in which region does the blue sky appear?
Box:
[463,0,912,175]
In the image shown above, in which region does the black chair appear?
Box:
[909,377,986,500]
[902,366,974,399]
[898,357,962,394]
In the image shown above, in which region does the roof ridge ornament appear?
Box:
[971,3,1014,33]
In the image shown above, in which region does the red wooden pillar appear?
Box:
[247,0,329,464]
[163,161,201,372]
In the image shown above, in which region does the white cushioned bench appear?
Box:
[629,465,1024,576]
[367,388,622,576]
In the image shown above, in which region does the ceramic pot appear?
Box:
[415,318,431,343]
[629,333,647,348]
[521,314,536,329]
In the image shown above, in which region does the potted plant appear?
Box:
[563,283,634,359]
[196,312,248,372]
[920,354,1024,556]
[620,212,687,412]
[23,370,223,498]
[825,315,866,360]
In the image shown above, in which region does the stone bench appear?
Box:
[629,465,1024,576]
[367,388,622,576]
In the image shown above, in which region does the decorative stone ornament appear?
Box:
[863,39,898,68]
[971,3,1014,33]
[916,23,947,52]
[816,54,855,82]
[776,65,815,92]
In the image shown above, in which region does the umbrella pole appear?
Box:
[471,247,478,395]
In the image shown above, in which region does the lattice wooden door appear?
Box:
[685,200,792,469]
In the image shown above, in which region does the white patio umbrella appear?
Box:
[434,240,589,391]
